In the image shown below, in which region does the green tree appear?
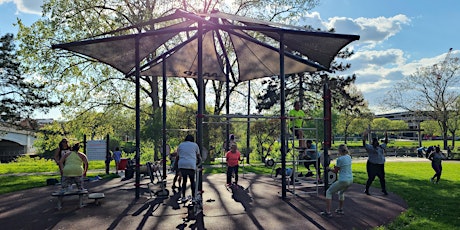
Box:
[335,84,370,144]
[349,117,372,137]
[447,98,460,147]
[257,48,363,114]
[421,120,441,140]
[389,120,408,130]
[250,118,281,162]
[33,121,74,156]
[0,33,60,122]
[385,56,460,149]
[370,118,392,139]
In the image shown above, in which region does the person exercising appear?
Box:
[363,132,388,195]
[226,143,242,187]
[289,101,306,148]
[303,140,322,183]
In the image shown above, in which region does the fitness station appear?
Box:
[46,9,368,230]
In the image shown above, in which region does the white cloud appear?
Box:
[294,12,327,30]
[320,14,411,48]
[0,0,42,15]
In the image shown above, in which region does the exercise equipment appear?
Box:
[183,147,208,221]
[146,161,169,197]
[87,193,105,205]
[327,171,337,185]
[51,189,88,210]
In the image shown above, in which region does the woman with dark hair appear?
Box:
[59,143,88,192]
[428,146,446,184]
[363,132,388,196]
[225,143,242,186]
[54,138,71,180]
[177,135,201,202]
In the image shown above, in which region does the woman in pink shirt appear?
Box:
[226,143,242,186]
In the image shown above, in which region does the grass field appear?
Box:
[0,156,115,194]
[1,156,459,229]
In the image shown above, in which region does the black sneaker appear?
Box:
[382,190,388,195]
[320,211,332,217]
[364,190,370,195]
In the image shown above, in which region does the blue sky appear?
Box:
[1,0,459,117]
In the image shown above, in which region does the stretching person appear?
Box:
[303,140,322,183]
[177,135,201,202]
[289,101,306,148]
[59,143,88,192]
[428,146,446,184]
[321,144,353,217]
[363,132,388,195]
[226,143,242,186]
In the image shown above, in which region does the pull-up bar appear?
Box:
[367,129,424,132]
[205,114,280,119]
[162,129,197,132]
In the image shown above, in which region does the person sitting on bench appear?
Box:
[302,140,322,183]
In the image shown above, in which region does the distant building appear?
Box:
[375,111,430,130]
[373,111,434,140]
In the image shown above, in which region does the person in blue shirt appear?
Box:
[417,146,425,158]
[112,147,122,174]
[320,144,353,217]
[363,133,388,195]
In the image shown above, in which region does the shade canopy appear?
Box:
[52,9,360,82]
[51,8,360,202]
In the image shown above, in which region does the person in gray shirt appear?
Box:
[177,134,201,202]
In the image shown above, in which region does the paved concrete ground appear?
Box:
[0,169,407,230]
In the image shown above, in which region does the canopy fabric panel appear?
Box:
[228,30,319,82]
[205,11,358,69]
[247,25,355,69]
[53,20,195,74]
[140,31,226,81]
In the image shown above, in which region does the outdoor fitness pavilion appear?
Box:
[32,9,407,229]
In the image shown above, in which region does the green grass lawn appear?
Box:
[0,156,116,194]
[353,162,460,230]
[1,157,459,229]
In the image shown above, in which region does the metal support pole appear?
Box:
[279,33,287,199]
[226,72,230,151]
[105,134,110,175]
[196,22,205,229]
[135,35,141,199]
[323,75,332,194]
[246,80,251,164]
[162,58,167,179]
